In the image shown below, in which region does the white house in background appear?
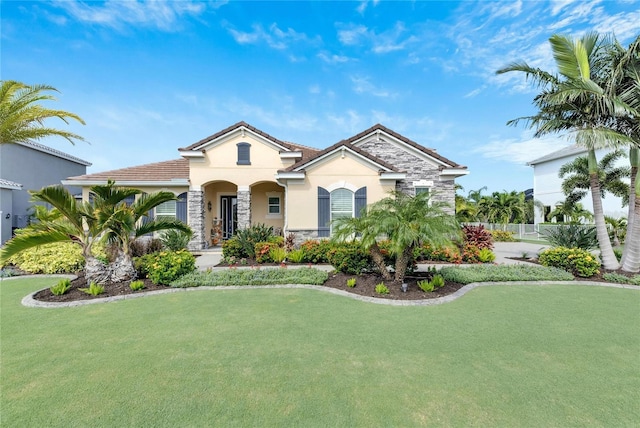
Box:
[528,144,627,224]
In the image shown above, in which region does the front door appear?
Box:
[220,196,237,239]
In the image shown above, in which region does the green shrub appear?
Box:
[160,229,193,251]
[417,279,434,292]
[538,247,600,277]
[235,224,275,258]
[134,250,196,284]
[375,283,389,294]
[129,280,145,291]
[222,237,245,259]
[79,282,105,296]
[7,242,106,274]
[346,278,357,288]
[462,225,494,250]
[171,267,328,287]
[254,242,277,263]
[50,278,71,296]
[269,247,287,263]
[415,244,461,263]
[460,244,482,263]
[439,264,574,284]
[542,224,598,250]
[490,230,516,242]
[614,248,623,262]
[477,248,496,263]
[418,274,445,292]
[287,249,305,263]
[601,272,640,286]
[430,274,445,289]
[326,242,372,274]
[300,239,333,264]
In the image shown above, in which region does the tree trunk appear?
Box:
[85,256,111,285]
[393,246,414,284]
[370,242,392,280]
[110,250,137,283]
[621,148,637,266]
[621,167,640,272]
[588,151,619,270]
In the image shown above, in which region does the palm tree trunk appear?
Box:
[85,256,111,285]
[393,246,414,284]
[110,249,137,283]
[370,242,392,280]
[588,151,619,270]
[621,168,640,272]
[621,148,638,266]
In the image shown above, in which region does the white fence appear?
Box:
[465,223,593,240]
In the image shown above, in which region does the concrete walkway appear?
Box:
[193,241,551,271]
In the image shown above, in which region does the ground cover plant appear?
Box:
[171,267,328,287]
[2,277,638,427]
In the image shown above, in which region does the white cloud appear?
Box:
[337,24,369,45]
[474,133,572,164]
[309,85,321,94]
[52,0,207,31]
[317,51,350,64]
[225,22,319,51]
[350,75,396,98]
[327,110,364,135]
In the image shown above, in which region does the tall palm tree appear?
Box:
[477,191,526,230]
[497,32,637,270]
[0,182,191,284]
[558,149,630,206]
[548,200,593,223]
[0,80,86,145]
[333,191,460,285]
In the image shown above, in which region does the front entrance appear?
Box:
[220,195,237,239]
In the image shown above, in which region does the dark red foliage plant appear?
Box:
[462,225,494,250]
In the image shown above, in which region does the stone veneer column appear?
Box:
[187,189,205,251]
[236,186,251,230]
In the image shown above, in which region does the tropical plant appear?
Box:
[547,200,593,223]
[0,182,191,284]
[477,191,527,229]
[541,224,599,250]
[497,32,638,270]
[234,223,275,258]
[332,191,460,285]
[79,282,105,296]
[160,229,193,251]
[50,278,71,296]
[605,215,627,246]
[0,80,86,145]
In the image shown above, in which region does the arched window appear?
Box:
[318,186,366,237]
[330,188,354,228]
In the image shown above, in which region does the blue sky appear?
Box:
[2,0,639,193]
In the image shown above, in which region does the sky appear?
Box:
[2,0,639,194]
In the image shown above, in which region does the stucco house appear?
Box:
[64,122,468,250]
[528,144,627,224]
[0,141,91,244]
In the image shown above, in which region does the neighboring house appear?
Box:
[0,141,91,244]
[64,122,468,250]
[528,144,627,224]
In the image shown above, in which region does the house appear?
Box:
[528,144,627,224]
[0,141,91,244]
[63,122,468,250]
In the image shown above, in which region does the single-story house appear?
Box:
[0,141,91,244]
[64,122,468,250]
[528,144,627,223]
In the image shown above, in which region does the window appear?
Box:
[330,188,353,230]
[155,200,176,221]
[237,142,251,165]
[268,196,280,214]
[415,186,430,196]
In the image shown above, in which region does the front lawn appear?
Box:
[2,277,639,427]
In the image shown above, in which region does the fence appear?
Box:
[465,223,593,240]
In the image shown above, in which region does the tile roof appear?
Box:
[17,140,92,166]
[0,179,23,190]
[527,144,585,165]
[66,159,189,182]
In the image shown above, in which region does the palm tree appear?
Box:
[497,32,638,270]
[558,149,630,206]
[332,191,460,285]
[0,80,86,145]
[477,191,526,230]
[548,200,593,223]
[0,182,191,284]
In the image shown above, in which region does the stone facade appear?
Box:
[236,189,251,230]
[286,229,319,247]
[187,190,205,250]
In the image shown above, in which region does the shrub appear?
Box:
[134,250,196,284]
[287,249,305,263]
[375,283,389,294]
[462,225,494,250]
[417,274,445,292]
[129,280,145,291]
[538,247,600,277]
[417,279,434,292]
[415,244,462,263]
[490,230,516,242]
[284,233,296,252]
[346,278,356,288]
[439,264,574,284]
[50,278,71,296]
[300,239,333,264]
[614,248,623,262]
[171,267,328,287]
[460,244,482,263]
[7,242,106,274]
[601,273,640,286]
[430,274,445,288]
[255,242,276,263]
[222,237,245,259]
[79,282,105,296]
[542,224,598,250]
[326,242,372,274]
[160,229,193,251]
[269,246,287,263]
[235,224,275,258]
[477,248,496,263]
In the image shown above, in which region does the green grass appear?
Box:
[2,277,639,427]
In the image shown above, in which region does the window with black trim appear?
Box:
[237,142,251,165]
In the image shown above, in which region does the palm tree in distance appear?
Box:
[0,80,86,145]
[497,32,638,270]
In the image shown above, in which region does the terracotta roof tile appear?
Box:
[67,159,189,182]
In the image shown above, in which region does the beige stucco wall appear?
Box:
[251,182,285,231]
[189,133,289,188]
[285,151,395,230]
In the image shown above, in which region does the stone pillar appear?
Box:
[237,186,251,230]
[187,189,205,251]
